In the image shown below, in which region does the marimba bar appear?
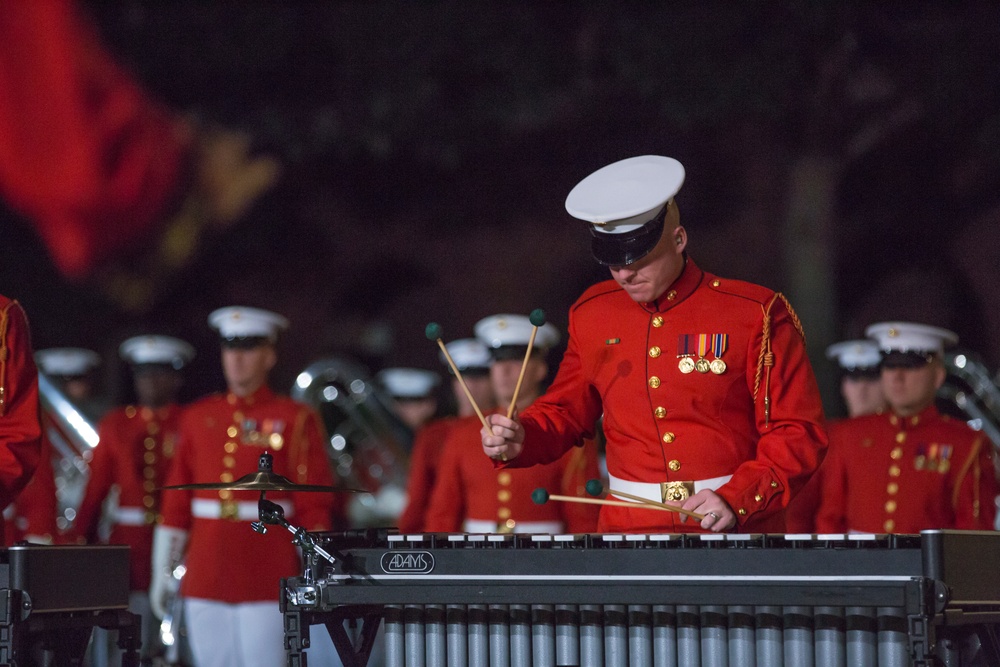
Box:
[381,602,909,667]
[280,530,1000,667]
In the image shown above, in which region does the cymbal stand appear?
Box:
[252,493,336,585]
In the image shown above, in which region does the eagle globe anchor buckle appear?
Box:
[660,481,693,503]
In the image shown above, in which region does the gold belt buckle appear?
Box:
[220,500,241,522]
[497,519,515,534]
[660,481,694,503]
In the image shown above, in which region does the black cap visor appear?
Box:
[841,366,880,380]
[490,345,531,362]
[131,361,184,374]
[881,350,935,370]
[449,366,491,378]
[590,204,667,266]
[221,335,270,350]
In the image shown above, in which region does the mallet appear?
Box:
[585,479,705,521]
[426,322,489,429]
[507,308,546,418]
[531,488,682,513]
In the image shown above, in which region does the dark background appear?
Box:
[2,2,999,417]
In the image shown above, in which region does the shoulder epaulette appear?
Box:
[572,280,621,312]
[707,276,775,306]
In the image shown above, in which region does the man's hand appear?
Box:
[481,413,525,463]
[677,489,737,533]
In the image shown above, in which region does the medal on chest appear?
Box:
[239,417,286,450]
[914,442,952,473]
[677,333,728,375]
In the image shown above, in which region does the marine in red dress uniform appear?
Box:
[0,295,42,545]
[154,307,341,667]
[78,403,183,582]
[65,335,193,662]
[482,156,827,534]
[71,336,194,590]
[815,322,998,534]
[427,314,601,534]
[397,338,496,534]
[161,387,335,600]
[785,339,885,533]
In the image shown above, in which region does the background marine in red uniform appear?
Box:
[428,313,600,534]
[69,334,194,662]
[816,322,998,533]
[397,338,496,534]
[154,306,342,667]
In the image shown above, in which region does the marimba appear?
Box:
[280,530,1000,667]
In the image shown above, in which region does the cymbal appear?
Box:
[160,469,362,493]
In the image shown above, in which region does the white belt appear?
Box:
[608,473,732,503]
[462,519,563,534]
[191,498,293,521]
[114,507,152,526]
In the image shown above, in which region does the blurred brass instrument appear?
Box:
[941,350,1000,452]
[941,350,1000,530]
[36,372,99,533]
[290,356,414,527]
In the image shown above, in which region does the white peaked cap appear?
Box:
[474,314,560,350]
[34,348,101,376]
[119,335,195,368]
[377,368,441,399]
[441,338,491,371]
[825,339,882,370]
[565,155,685,234]
[865,321,958,355]
[208,306,289,341]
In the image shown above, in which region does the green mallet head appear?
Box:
[531,488,550,505]
[529,309,546,327]
[585,479,604,497]
[425,322,443,341]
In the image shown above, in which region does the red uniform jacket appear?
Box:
[159,387,339,603]
[4,434,58,545]
[816,406,997,533]
[502,260,827,533]
[426,412,600,534]
[397,416,458,534]
[70,404,183,590]
[0,297,42,544]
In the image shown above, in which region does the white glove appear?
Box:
[149,526,189,620]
